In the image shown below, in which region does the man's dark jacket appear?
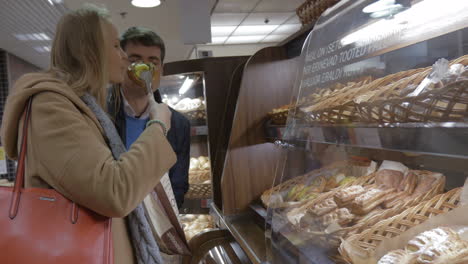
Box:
[107,87,190,208]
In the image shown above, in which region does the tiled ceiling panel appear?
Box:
[242,12,294,25]
[0,0,67,69]
[254,0,305,12]
[211,13,248,26]
[214,0,260,13]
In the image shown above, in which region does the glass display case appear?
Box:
[159,72,213,216]
[264,0,468,263]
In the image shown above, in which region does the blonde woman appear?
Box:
[1,5,174,264]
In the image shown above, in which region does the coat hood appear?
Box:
[1,72,101,159]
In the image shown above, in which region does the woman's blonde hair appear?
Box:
[49,4,111,107]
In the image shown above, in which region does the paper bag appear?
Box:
[143,173,191,255]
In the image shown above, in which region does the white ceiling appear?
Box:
[0,0,305,69]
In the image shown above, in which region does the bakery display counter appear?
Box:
[262,0,468,263]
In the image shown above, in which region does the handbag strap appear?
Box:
[9,97,79,223]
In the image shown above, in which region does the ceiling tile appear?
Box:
[232,25,279,36]
[254,0,304,12]
[211,26,237,36]
[211,13,248,26]
[284,14,301,24]
[214,0,258,13]
[272,24,302,35]
[242,12,293,25]
[261,34,288,43]
[225,35,265,44]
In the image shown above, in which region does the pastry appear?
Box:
[375,169,404,189]
[324,173,346,191]
[321,208,354,227]
[378,249,416,264]
[411,171,442,196]
[398,171,418,193]
[406,227,468,264]
[338,176,357,186]
[350,187,396,215]
[406,227,460,254]
[334,185,366,207]
[310,198,338,216]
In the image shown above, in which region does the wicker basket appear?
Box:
[267,109,291,125]
[299,70,420,124]
[358,79,468,123]
[185,184,212,199]
[339,187,462,263]
[189,170,211,184]
[183,109,206,121]
[296,0,340,25]
[289,171,445,250]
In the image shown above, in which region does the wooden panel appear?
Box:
[164,56,249,208]
[212,61,246,209]
[221,47,299,215]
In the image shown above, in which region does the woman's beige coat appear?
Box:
[1,73,176,264]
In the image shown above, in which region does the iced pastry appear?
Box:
[321,208,354,227]
[310,197,338,216]
[334,185,365,207]
[377,249,415,264]
[350,187,395,215]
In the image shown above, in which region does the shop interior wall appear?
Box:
[163,56,249,208]
[221,47,299,215]
[0,50,40,180]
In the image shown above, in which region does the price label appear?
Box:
[191,126,208,136]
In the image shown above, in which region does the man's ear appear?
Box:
[160,64,164,76]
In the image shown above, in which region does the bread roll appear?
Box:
[376,169,404,189]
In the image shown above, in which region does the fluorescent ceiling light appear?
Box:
[232,25,279,36]
[34,46,51,53]
[211,26,237,37]
[261,35,288,43]
[272,24,301,35]
[179,77,194,95]
[341,0,468,46]
[210,36,228,44]
[131,0,161,8]
[15,33,50,41]
[225,35,265,44]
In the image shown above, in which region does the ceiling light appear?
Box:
[14,33,50,41]
[131,0,161,8]
[225,35,265,44]
[46,0,63,5]
[232,25,279,36]
[211,26,237,37]
[34,46,51,53]
[261,35,288,43]
[210,36,228,44]
[341,0,468,46]
[272,24,302,35]
[179,77,194,95]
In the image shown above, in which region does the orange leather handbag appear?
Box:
[0,98,113,264]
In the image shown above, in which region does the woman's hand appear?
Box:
[148,93,171,132]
